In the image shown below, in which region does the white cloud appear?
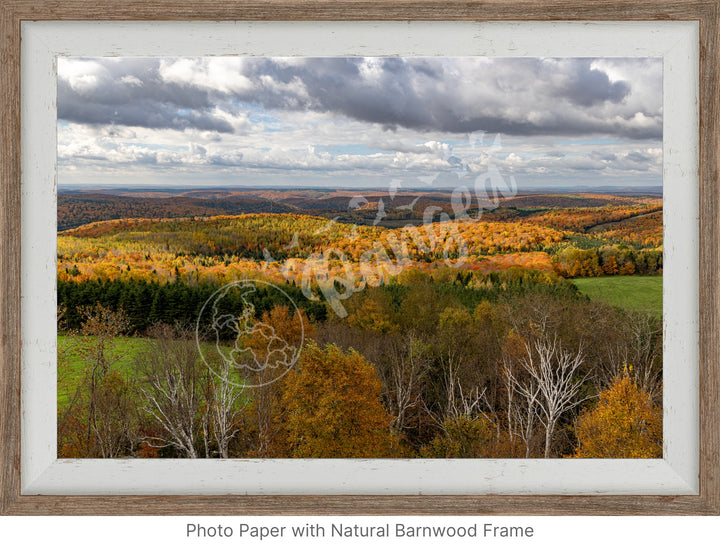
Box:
[57,56,663,188]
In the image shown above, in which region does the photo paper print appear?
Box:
[56,56,663,460]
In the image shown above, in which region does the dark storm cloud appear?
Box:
[58,57,662,139]
[550,60,631,107]
[57,58,234,133]
[58,97,234,133]
[233,57,658,139]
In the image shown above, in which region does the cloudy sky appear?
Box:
[57,56,662,189]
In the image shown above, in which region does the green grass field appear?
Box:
[57,335,240,409]
[572,275,662,319]
[57,335,153,408]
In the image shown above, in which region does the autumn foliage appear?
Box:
[279,341,398,458]
[573,369,662,458]
[56,191,664,459]
[56,193,662,291]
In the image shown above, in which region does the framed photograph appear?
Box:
[1,1,718,515]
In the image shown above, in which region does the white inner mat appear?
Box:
[21,20,698,495]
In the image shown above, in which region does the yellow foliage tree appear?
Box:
[573,369,662,458]
[421,416,494,458]
[347,297,398,333]
[279,341,397,458]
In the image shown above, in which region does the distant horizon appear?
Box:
[58,182,663,194]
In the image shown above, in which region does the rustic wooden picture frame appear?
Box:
[1,0,718,516]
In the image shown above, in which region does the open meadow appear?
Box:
[572,275,662,319]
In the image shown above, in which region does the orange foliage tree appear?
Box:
[573,369,662,458]
[279,341,397,458]
[240,304,314,457]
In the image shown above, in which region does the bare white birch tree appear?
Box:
[431,307,488,427]
[502,356,540,458]
[596,310,662,402]
[513,335,589,458]
[427,347,488,429]
[137,325,208,458]
[207,361,247,458]
[382,333,431,432]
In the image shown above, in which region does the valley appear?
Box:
[56,188,663,460]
